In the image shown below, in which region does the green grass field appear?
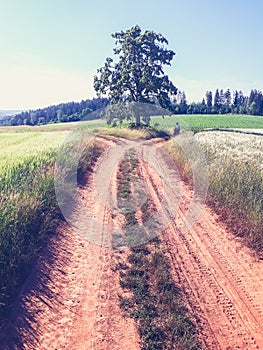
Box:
[0,120,106,133]
[151,114,263,131]
[1,114,262,134]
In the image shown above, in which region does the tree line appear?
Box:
[0,98,109,126]
[2,88,263,128]
[2,23,263,128]
[173,88,263,115]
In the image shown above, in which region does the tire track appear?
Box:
[5,136,262,350]
[4,136,139,350]
[68,137,139,350]
[140,141,263,349]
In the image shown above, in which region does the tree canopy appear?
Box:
[94,25,177,126]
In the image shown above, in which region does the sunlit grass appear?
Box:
[0,131,67,159]
[100,127,152,139]
[195,131,263,166]
[151,114,263,132]
[0,131,68,323]
[165,130,263,254]
[0,128,107,325]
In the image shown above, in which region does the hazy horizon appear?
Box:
[1,0,263,110]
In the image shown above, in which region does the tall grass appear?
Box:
[0,132,66,325]
[0,153,59,324]
[0,129,107,327]
[208,159,262,252]
[100,127,147,140]
[165,131,263,254]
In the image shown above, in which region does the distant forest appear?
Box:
[0,98,109,126]
[1,88,263,126]
[173,88,263,116]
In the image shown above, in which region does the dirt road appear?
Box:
[3,136,263,349]
[140,141,263,349]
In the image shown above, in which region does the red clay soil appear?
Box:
[140,141,263,349]
[1,136,263,350]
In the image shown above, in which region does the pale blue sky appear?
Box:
[1,0,263,109]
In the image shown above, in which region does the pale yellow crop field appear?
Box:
[195,131,263,168]
[0,131,67,161]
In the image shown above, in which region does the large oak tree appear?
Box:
[94,25,177,126]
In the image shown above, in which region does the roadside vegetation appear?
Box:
[115,149,203,350]
[0,131,65,326]
[196,131,263,253]
[101,127,147,140]
[166,130,263,255]
[0,129,104,328]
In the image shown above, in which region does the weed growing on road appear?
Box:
[116,150,204,350]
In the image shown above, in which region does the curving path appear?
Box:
[2,135,262,350]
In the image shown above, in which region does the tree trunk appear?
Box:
[135,114,141,127]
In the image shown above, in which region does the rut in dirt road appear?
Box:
[2,135,263,350]
[139,140,263,350]
[2,137,140,350]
